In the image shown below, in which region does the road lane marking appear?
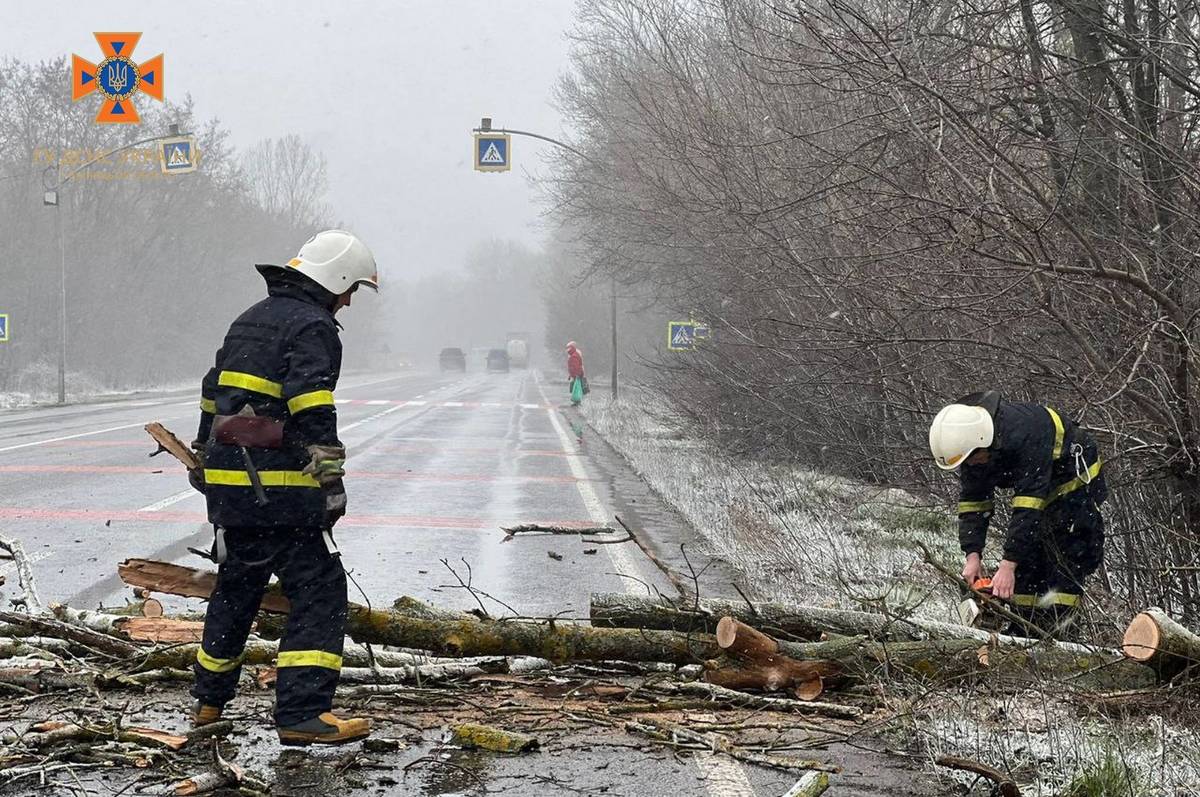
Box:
[138,489,199,512]
[534,376,645,595]
[0,506,593,531]
[0,464,588,484]
[442,401,464,407]
[365,400,390,405]
[0,420,167,454]
[340,403,411,432]
[535,373,756,797]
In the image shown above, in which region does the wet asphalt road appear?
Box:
[0,369,661,613]
[0,370,942,796]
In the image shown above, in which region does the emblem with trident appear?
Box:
[106,60,128,94]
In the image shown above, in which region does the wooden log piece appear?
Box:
[1122,607,1200,674]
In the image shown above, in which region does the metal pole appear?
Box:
[611,275,618,400]
[57,178,67,405]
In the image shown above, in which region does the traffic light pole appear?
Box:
[473,118,618,399]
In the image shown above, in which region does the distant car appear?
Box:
[439,347,467,372]
[486,348,510,372]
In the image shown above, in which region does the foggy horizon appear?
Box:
[3,1,576,277]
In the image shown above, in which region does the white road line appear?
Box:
[534,377,645,594]
[442,401,464,408]
[365,400,390,406]
[0,549,55,578]
[138,489,199,512]
[520,403,541,409]
[0,420,161,453]
[405,400,427,406]
[341,403,410,432]
[536,373,756,797]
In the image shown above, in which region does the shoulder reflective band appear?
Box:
[1012,495,1046,511]
[218,370,283,398]
[277,649,343,671]
[200,397,217,414]
[958,500,994,514]
[287,389,335,415]
[203,469,321,488]
[197,647,244,673]
[1046,407,1065,460]
[1011,592,1080,608]
[1048,460,1103,503]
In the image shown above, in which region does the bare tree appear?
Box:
[240,134,331,229]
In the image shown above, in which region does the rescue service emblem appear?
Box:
[72,33,163,124]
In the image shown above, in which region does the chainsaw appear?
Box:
[957,577,1007,630]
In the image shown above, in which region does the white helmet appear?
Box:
[286,230,379,294]
[929,403,994,470]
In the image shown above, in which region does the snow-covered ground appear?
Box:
[0,361,193,410]
[582,390,1200,796]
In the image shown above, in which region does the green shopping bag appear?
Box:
[570,377,584,404]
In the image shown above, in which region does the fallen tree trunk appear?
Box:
[979,645,1157,692]
[730,625,1155,691]
[708,617,841,699]
[344,605,720,664]
[1122,607,1200,675]
[591,592,1113,655]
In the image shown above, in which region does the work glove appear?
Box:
[303,444,346,486]
[324,477,347,528]
[187,440,207,494]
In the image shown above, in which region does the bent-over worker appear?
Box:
[929,391,1107,634]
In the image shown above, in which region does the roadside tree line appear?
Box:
[547,0,1200,620]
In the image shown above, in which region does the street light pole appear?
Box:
[611,275,618,400]
[473,118,620,398]
[44,124,188,405]
[57,188,67,405]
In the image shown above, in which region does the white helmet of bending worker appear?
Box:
[287,230,379,294]
[929,403,994,470]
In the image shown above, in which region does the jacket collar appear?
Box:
[255,263,340,325]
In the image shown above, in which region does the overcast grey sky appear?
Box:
[8,1,576,277]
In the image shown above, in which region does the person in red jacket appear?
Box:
[566,341,585,405]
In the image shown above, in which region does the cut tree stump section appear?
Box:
[1123,607,1200,675]
[709,617,840,699]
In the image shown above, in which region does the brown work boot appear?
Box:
[191,702,223,727]
[277,712,371,746]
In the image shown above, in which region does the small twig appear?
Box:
[614,515,691,599]
[438,558,491,619]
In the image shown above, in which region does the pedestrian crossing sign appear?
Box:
[474,133,511,172]
[668,321,695,351]
[158,135,197,174]
[0,314,7,342]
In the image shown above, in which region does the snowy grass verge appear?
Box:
[582,389,1200,796]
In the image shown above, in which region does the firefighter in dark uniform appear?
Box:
[188,230,378,745]
[929,391,1107,634]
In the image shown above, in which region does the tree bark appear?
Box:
[591,592,1114,654]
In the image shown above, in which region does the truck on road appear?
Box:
[505,331,530,369]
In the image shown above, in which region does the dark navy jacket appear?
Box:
[196,266,342,528]
[957,397,1100,564]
